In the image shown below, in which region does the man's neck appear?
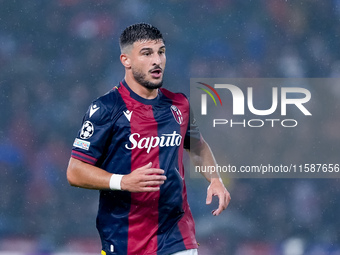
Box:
[124,74,158,100]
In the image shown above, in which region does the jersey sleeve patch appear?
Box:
[71,90,120,166]
[73,138,90,150]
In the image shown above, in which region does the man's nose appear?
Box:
[152,54,162,65]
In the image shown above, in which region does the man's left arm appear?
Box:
[187,137,231,216]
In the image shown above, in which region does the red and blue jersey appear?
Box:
[71,80,202,255]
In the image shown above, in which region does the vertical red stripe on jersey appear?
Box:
[160,88,198,250]
[119,85,160,255]
[175,94,198,249]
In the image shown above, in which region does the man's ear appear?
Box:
[120,53,131,68]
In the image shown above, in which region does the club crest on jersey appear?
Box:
[80,121,94,139]
[170,105,183,125]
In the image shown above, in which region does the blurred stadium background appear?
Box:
[1,0,340,254]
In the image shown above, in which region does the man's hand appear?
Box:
[121,162,167,192]
[206,178,231,216]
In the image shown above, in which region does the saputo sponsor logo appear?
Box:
[196,82,312,128]
[125,131,182,153]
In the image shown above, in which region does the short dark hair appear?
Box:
[119,23,164,52]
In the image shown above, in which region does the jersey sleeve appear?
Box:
[183,103,203,151]
[71,98,115,165]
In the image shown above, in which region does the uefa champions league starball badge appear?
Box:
[80,121,94,139]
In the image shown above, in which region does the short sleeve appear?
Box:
[71,99,114,165]
[183,106,203,151]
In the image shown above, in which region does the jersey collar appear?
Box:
[120,79,161,105]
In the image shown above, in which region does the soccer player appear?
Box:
[67,23,230,255]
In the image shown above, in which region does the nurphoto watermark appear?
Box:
[190,78,340,178]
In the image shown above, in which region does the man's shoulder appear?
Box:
[160,88,189,104]
[85,87,122,124]
[96,87,120,107]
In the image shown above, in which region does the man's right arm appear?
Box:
[67,158,167,192]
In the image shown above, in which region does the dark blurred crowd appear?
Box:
[1,0,340,254]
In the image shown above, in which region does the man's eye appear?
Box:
[143,52,151,56]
